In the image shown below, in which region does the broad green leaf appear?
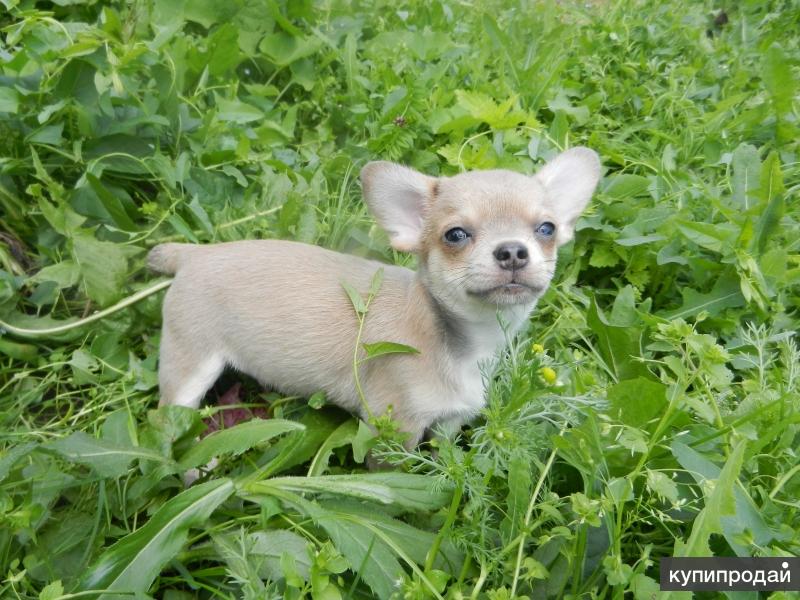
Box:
[608,285,645,327]
[26,123,63,145]
[260,409,346,476]
[454,90,526,129]
[342,32,359,94]
[308,419,359,476]
[250,529,313,581]
[661,271,744,319]
[671,441,774,553]
[244,490,444,600]
[184,0,239,28]
[523,557,549,581]
[0,86,19,113]
[675,221,736,254]
[753,151,785,255]
[362,341,420,360]
[167,213,198,243]
[187,196,213,234]
[86,174,137,231]
[369,267,384,296]
[606,477,633,505]
[102,409,134,447]
[586,296,650,381]
[0,441,37,483]
[38,580,63,600]
[320,499,463,575]
[670,440,745,559]
[36,99,66,124]
[763,43,797,143]
[290,57,316,91]
[0,337,38,361]
[614,234,665,247]
[455,89,494,117]
[730,143,760,208]
[630,573,660,600]
[245,473,452,512]
[37,196,85,236]
[81,478,235,594]
[645,470,679,505]
[178,419,304,470]
[84,134,155,174]
[150,0,186,46]
[589,244,621,268]
[351,419,376,463]
[607,377,667,429]
[205,23,241,76]
[501,452,532,543]
[313,508,403,600]
[260,31,322,66]
[27,261,80,289]
[211,531,270,596]
[72,231,133,306]
[548,91,590,125]
[46,431,171,477]
[603,174,650,199]
[341,281,367,314]
[215,98,264,124]
[145,405,206,452]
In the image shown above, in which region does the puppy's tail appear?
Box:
[147,243,191,275]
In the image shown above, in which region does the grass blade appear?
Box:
[81,478,235,596]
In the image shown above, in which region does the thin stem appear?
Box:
[0,280,172,339]
[469,561,489,600]
[424,481,463,572]
[352,303,374,420]
[509,432,562,597]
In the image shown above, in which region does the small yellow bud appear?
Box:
[532,343,545,354]
[539,367,557,384]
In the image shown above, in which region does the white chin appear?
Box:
[480,284,540,306]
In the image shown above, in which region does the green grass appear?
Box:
[1,0,799,598]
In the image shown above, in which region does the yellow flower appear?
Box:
[532,343,545,354]
[539,367,557,384]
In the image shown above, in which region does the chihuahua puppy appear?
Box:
[148,147,600,448]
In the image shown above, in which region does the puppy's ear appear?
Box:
[360,161,437,252]
[535,147,601,245]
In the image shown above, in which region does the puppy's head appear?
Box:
[361,148,601,317]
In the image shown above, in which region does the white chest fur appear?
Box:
[416,320,511,426]
[449,357,488,417]
[437,304,533,424]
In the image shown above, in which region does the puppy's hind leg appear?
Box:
[158,326,226,408]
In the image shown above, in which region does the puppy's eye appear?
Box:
[443,227,471,244]
[536,222,556,237]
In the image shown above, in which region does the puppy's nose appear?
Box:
[493,242,529,270]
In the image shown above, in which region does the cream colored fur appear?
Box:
[150,148,601,447]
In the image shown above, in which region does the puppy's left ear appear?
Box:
[535,147,601,245]
[360,161,437,252]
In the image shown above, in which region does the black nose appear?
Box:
[493,242,529,270]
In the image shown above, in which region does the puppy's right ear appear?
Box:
[360,161,437,253]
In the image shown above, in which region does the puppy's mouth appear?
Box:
[467,281,542,305]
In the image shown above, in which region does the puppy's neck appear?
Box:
[412,276,533,363]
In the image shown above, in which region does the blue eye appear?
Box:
[536,222,556,237]
[444,227,470,243]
